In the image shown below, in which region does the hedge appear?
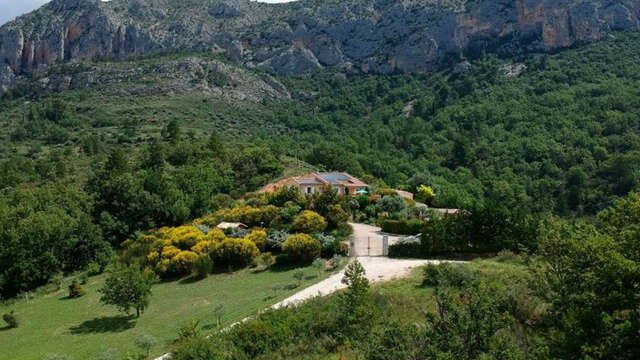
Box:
[388,205,540,258]
[380,219,423,235]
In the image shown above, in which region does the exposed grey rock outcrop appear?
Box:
[0,0,639,92]
[30,57,291,101]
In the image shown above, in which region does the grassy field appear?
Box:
[0,264,335,360]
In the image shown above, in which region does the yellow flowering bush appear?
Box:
[282,234,321,264]
[192,240,216,255]
[293,210,327,233]
[245,229,267,251]
[210,238,259,267]
[165,226,205,250]
[201,205,280,227]
[205,228,226,242]
[172,251,198,274]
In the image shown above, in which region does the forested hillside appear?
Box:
[272,31,640,215]
[1,31,639,299]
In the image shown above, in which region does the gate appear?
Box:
[349,234,388,257]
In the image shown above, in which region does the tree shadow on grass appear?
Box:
[178,275,205,285]
[0,326,14,332]
[69,315,136,334]
[266,263,306,273]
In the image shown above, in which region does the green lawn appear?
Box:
[0,265,333,360]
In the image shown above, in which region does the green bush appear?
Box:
[388,205,540,257]
[380,219,423,235]
[2,310,18,328]
[422,263,477,288]
[292,210,327,233]
[193,254,213,278]
[255,252,276,270]
[282,234,321,264]
[68,280,86,298]
[375,196,407,214]
[387,241,422,258]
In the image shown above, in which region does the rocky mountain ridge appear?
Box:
[1,0,639,93]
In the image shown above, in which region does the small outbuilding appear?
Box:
[216,222,248,230]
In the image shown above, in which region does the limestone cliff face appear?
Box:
[0,0,638,91]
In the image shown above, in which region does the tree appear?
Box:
[98,266,155,317]
[135,334,158,359]
[340,260,376,338]
[293,270,304,287]
[312,258,325,278]
[214,304,225,328]
[341,260,370,310]
[375,196,407,214]
[193,254,213,278]
[416,185,436,205]
[2,311,18,328]
[207,130,226,159]
[326,204,349,228]
[143,139,165,171]
[162,120,182,143]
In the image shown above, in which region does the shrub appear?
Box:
[376,188,396,196]
[422,263,477,288]
[192,240,216,255]
[210,238,259,268]
[496,249,521,262]
[376,195,407,214]
[312,258,325,276]
[167,226,205,250]
[326,204,349,228]
[245,229,267,251]
[268,186,302,207]
[292,210,327,233]
[327,254,348,270]
[217,205,279,227]
[205,228,226,242]
[255,252,276,270]
[380,219,423,235]
[388,240,422,258]
[314,233,341,258]
[210,193,234,211]
[79,272,89,285]
[225,227,249,239]
[193,254,213,278]
[266,230,289,251]
[416,185,436,204]
[86,261,104,276]
[278,202,302,222]
[68,280,85,298]
[282,234,321,264]
[2,311,18,328]
[172,251,199,275]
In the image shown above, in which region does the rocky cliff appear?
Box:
[1,0,639,92]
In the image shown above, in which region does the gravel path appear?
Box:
[273,256,451,308]
[273,222,460,308]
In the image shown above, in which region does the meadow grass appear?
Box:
[0,264,333,360]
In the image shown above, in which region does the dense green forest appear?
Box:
[1,31,639,300]
[270,32,640,214]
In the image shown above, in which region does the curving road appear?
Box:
[273,223,460,308]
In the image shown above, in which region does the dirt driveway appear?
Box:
[349,222,404,256]
[274,223,458,308]
[273,256,453,308]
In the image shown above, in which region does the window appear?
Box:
[306,187,313,194]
